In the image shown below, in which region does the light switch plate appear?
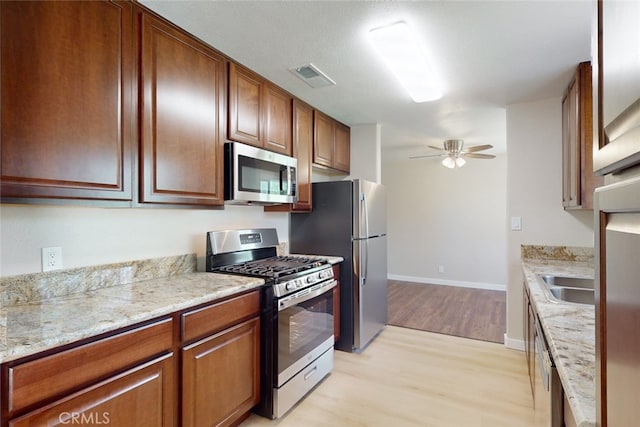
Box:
[511,217,522,231]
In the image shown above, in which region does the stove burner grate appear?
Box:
[216,256,326,279]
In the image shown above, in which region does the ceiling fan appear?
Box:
[410,139,496,168]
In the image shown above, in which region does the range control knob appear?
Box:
[285,282,295,291]
[306,275,314,284]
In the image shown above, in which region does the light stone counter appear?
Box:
[0,254,264,364]
[521,245,595,427]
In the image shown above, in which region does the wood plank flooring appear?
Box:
[240,326,536,427]
[388,281,506,343]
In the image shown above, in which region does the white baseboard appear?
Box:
[388,274,506,292]
[503,334,525,351]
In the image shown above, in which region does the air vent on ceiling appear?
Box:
[290,63,336,88]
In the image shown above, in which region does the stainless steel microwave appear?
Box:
[224,142,297,205]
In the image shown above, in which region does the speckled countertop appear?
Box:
[0,254,264,364]
[521,245,596,427]
[0,252,343,365]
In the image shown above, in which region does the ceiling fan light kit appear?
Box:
[441,155,465,168]
[410,139,496,168]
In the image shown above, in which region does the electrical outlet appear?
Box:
[438,265,445,274]
[42,247,63,272]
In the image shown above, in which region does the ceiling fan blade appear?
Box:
[427,145,445,151]
[464,153,496,159]
[410,154,445,159]
[463,144,494,153]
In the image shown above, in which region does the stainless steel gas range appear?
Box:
[206,229,335,419]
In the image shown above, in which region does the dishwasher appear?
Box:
[534,317,563,427]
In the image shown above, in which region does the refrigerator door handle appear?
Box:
[361,192,369,286]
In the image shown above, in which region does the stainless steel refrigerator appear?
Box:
[289,179,387,353]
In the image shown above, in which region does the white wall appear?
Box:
[383,153,508,290]
[0,204,288,276]
[348,124,381,183]
[505,97,594,346]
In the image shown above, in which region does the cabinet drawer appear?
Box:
[181,291,260,343]
[8,318,173,414]
[9,353,175,427]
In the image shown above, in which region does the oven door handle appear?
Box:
[277,279,337,312]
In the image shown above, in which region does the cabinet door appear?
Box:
[228,63,263,147]
[264,84,292,155]
[9,354,175,427]
[182,317,260,427]
[292,100,313,211]
[334,123,351,173]
[313,111,334,168]
[0,0,134,201]
[139,12,225,206]
[562,77,581,208]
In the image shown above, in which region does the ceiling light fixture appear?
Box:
[442,155,465,169]
[368,21,442,103]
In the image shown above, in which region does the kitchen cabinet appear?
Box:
[265,99,314,213]
[228,62,292,156]
[9,355,174,427]
[138,10,226,206]
[181,291,261,427]
[523,283,536,397]
[0,0,135,202]
[561,62,602,209]
[3,318,175,426]
[593,1,640,175]
[313,110,351,173]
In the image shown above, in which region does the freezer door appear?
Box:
[353,235,388,351]
[354,180,387,239]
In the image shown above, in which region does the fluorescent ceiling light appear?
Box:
[368,21,442,103]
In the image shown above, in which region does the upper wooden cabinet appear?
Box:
[292,100,314,211]
[265,99,314,213]
[313,110,350,174]
[0,0,135,202]
[138,11,226,206]
[562,62,602,210]
[228,62,292,156]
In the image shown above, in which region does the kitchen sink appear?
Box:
[538,274,595,305]
[540,275,594,289]
[548,287,595,305]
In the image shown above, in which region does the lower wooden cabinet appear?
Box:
[523,283,536,397]
[182,317,260,427]
[1,291,262,427]
[9,354,175,427]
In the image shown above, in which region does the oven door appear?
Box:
[276,279,336,386]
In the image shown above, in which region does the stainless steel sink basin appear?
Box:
[540,275,594,289]
[538,274,595,305]
[548,287,595,305]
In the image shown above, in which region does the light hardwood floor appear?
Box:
[241,326,537,427]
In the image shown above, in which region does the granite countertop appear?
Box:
[0,255,264,364]
[0,251,343,365]
[521,248,596,427]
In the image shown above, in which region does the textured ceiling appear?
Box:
[140,0,593,161]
